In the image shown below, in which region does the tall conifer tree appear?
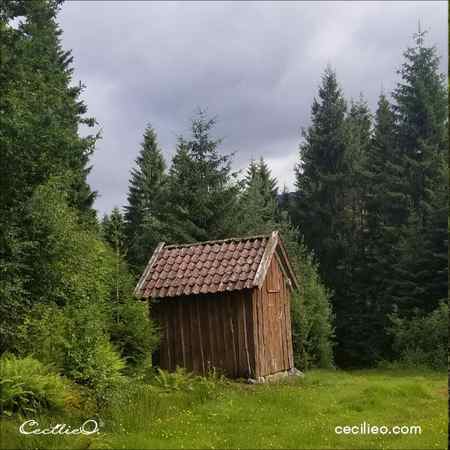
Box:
[163,111,239,243]
[294,67,348,284]
[124,125,166,274]
[0,0,98,218]
[389,29,448,315]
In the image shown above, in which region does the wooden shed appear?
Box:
[134,231,299,379]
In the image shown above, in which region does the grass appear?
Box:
[1,369,447,449]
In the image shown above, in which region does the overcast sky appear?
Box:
[58,1,447,216]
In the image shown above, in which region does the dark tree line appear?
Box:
[291,30,448,367]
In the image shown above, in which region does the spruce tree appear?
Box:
[294,67,352,364]
[0,0,98,219]
[164,111,239,243]
[257,157,279,202]
[392,27,448,227]
[389,29,448,315]
[124,125,167,274]
[294,67,348,285]
[333,95,375,366]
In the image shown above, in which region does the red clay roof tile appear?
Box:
[135,232,297,299]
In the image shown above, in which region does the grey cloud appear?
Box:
[59,1,447,215]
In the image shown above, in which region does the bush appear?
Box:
[62,302,126,405]
[388,302,448,370]
[15,303,68,369]
[108,294,159,368]
[17,299,127,406]
[0,354,71,416]
[289,240,335,371]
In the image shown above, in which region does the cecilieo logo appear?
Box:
[19,419,100,436]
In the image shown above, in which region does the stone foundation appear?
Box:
[247,367,304,384]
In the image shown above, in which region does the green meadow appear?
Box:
[1,369,447,450]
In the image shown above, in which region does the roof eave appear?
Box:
[252,231,300,292]
[134,242,165,299]
[253,231,279,289]
[275,238,300,291]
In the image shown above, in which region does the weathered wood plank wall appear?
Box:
[153,290,256,378]
[251,255,294,377]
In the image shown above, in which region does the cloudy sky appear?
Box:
[58,1,447,216]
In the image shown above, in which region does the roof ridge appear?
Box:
[163,232,276,249]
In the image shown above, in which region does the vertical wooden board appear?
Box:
[283,289,292,369]
[189,297,200,373]
[178,300,186,368]
[231,294,241,376]
[283,277,291,370]
[206,298,215,371]
[241,294,252,377]
[234,293,244,376]
[163,302,170,371]
[211,299,221,370]
[269,272,276,374]
[280,283,288,370]
[263,276,273,375]
[199,297,211,373]
[272,258,285,373]
[227,294,238,377]
[268,271,275,374]
[196,297,206,374]
[257,287,266,376]
[221,294,232,376]
[274,263,283,372]
[158,305,168,370]
[210,297,223,371]
[218,297,227,373]
[222,295,231,375]
[251,289,259,377]
[244,294,255,377]
[153,305,162,369]
[285,291,294,368]
[172,300,182,370]
[167,301,176,371]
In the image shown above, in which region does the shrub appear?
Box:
[290,242,335,371]
[15,303,68,369]
[0,354,71,416]
[108,295,159,367]
[150,367,226,403]
[62,302,126,405]
[388,302,448,370]
[153,367,195,392]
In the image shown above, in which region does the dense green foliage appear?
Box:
[293,31,448,367]
[0,354,70,416]
[389,302,448,370]
[0,0,157,411]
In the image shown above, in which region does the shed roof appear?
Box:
[135,230,299,299]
